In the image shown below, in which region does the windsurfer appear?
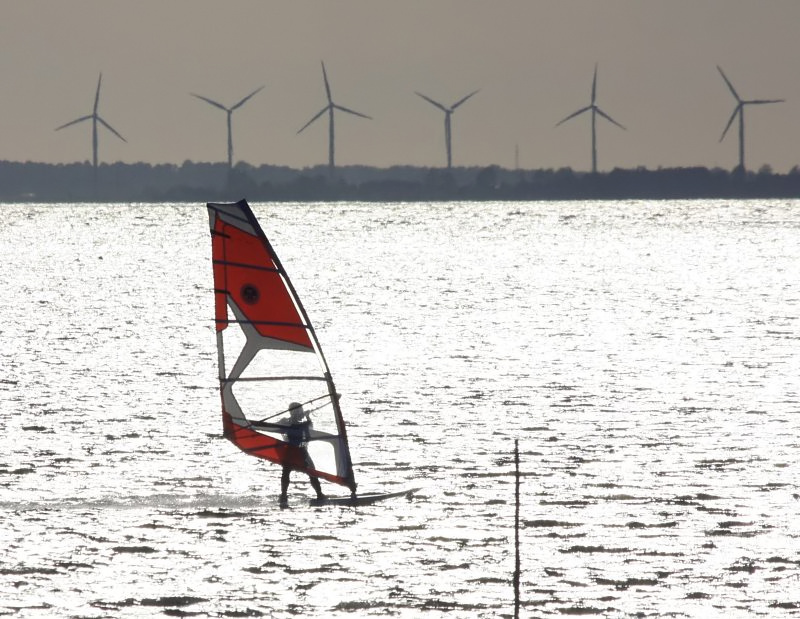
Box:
[278,402,325,504]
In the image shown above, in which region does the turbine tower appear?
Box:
[555,64,625,174]
[191,86,264,170]
[297,62,371,170]
[415,89,479,169]
[717,66,784,173]
[55,73,126,171]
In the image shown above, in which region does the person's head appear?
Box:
[289,402,304,421]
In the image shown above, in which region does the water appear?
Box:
[1,200,799,617]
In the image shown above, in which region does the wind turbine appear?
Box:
[191,86,264,170]
[415,89,479,169]
[555,64,625,174]
[55,73,126,171]
[717,66,784,173]
[297,62,371,170]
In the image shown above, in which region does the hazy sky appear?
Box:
[2,1,799,172]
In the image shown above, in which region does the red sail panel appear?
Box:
[211,209,313,350]
[223,412,347,485]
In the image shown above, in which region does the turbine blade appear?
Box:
[191,93,228,112]
[297,106,328,134]
[591,64,598,104]
[94,73,102,113]
[716,66,740,101]
[415,91,447,112]
[719,106,739,142]
[97,116,126,142]
[333,104,371,120]
[555,106,591,127]
[55,115,93,131]
[596,107,626,130]
[321,61,332,103]
[451,89,479,110]
[746,98,784,105]
[230,85,265,111]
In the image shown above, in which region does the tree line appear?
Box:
[1,160,799,203]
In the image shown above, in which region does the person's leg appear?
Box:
[280,466,291,500]
[308,475,324,499]
[302,449,324,499]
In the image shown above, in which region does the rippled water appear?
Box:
[1,200,799,617]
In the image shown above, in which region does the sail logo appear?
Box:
[240,284,260,305]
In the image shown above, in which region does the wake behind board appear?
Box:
[309,488,419,507]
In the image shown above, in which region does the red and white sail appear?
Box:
[207,200,356,491]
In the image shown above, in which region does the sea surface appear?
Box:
[1,200,799,618]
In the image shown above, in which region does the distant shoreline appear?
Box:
[1,160,799,203]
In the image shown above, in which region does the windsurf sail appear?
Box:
[207,199,356,493]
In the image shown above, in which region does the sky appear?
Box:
[1,1,799,173]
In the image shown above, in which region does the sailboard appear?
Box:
[207,199,357,495]
[309,488,419,507]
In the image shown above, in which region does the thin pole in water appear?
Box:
[514,438,521,619]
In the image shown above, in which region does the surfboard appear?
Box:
[309,488,419,507]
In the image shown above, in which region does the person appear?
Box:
[278,402,325,504]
